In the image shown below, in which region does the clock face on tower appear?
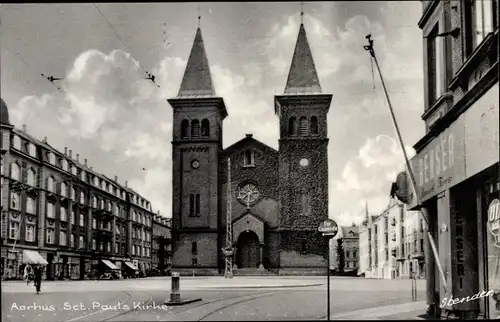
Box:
[299,158,310,167]
[237,183,260,206]
[191,160,200,169]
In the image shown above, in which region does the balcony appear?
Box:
[412,250,425,260]
[391,218,396,227]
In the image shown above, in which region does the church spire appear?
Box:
[284,21,322,94]
[177,27,215,97]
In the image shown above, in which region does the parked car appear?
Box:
[99,270,121,280]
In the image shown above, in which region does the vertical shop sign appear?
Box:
[487,198,500,319]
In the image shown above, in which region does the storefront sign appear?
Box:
[465,84,499,178]
[408,116,466,207]
[487,198,500,319]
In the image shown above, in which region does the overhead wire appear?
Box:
[4,47,62,91]
[92,2,160,88]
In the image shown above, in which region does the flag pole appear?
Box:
[363,34,448,294]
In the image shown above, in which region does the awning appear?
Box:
[123,261,139,271]
[101,259,119,270]
[22,250,48,265]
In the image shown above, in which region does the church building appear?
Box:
[169,18,332,275]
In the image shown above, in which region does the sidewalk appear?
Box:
[328,301,427,320]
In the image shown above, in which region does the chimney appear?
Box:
[76,154,79,162]
[43,136,47,143]
[125,181,128,188]
[90,166,93,170]
[69,150,72,158]
[84,159,87,166]
[114,175,118,182]
[21,124,26,132]
[64,147,68,155]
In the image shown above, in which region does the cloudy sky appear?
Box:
[1,2,424,226]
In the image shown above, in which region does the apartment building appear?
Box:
[409,0,498,318]
[359,198,425,279]
[329,224,359,272]
[152,215,172,273]
[0,98,156,280]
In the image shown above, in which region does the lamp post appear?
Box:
[318,218,338,322]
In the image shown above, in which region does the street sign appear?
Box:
[318,219,338,238]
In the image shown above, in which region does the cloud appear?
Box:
[331,135,416,226]
[10,48,174,215]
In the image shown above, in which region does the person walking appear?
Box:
[23,264,33,286]
[33,265,43,294]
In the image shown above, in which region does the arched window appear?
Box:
[47,177,54,192]
[60,182,67,197]
[10,163,21,181]
[299,117,308,136]
[191,120,200,138]
[70,187,76,200]
[28,143,37,157]
[80,191,85,204]
[48,152,56,165]
[27,168,36,186]
[93,176,99,186]
[288,117,298,135]
[201,119,210,137]
[192,241,197,255]
[92,196,97,208]
[181,119,190,138]
[310,116,318,135]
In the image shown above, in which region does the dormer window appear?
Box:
[10,163,21,181]
[12,135,21,150]
[48,152,55,165]
[28,143,37,157]
[243,150,254,167]
[92,196,97,208]
[70,187,76,200]
[81,171,87,182]
[101,180,105,190]
[80,191,85,204]
[71,165,77,176]
[61,159,68,171]
[93,176,98,186]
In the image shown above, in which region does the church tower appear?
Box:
[276,21,332,273]
[168,26,228,274]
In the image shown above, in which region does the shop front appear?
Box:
[409,83,499,319]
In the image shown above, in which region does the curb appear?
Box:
[327,301,427,320]
[192,282,324,289]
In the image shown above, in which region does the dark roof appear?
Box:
[177,28,216,98]
[1,98,11,125]
[222,134,278,155]
[284,24,322,94]
[341,226,359,238]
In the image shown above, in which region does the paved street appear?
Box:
[2,277,427,321]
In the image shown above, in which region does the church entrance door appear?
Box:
[236,231,260,269]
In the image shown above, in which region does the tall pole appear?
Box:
[225,157,233,278]
[327,237,331,321]
[363,35,448,294]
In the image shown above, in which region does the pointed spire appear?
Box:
[284,23,322,94]
[365,201,369,220]
[177,27,216,97]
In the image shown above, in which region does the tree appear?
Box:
[336,238,345,273]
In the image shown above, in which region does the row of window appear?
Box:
[5,156,151,211]
[180,119,210,139]
[132,228,151,242]
[288,116,319,136]
[8,182,150,226]
[426,0,498,108]
[7,221,147,256]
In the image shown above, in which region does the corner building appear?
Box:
[0,99,155,280]
[169,22,331,275]
[412,0,498,319]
